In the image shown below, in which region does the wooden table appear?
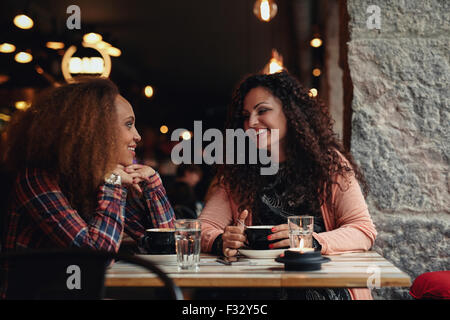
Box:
[105,251,411,289]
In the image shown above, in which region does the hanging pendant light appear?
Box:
[107,47,121,57]
[263,49,284,74]
[310,37,323,48]
[83,33,102,45]
[15,51,33,63]
[46,42,65,50]
[253,0,278,22]
[0,43,16,53]
[308,88,318,98]
[144,85,154,98]
[13,14,34,29]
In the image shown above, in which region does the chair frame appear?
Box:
[0,248,183,300]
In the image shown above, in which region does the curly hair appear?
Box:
[216,71,368,216]
[3,77,120,219]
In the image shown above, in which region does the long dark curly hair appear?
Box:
[215,71,368,216]
[2,77,120,219]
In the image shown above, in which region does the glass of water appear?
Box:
[287,216,314,249]
[174,219,201,271]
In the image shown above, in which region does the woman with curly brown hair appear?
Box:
[199,71,376,300]
[1,77,174,253]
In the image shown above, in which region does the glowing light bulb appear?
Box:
[81,57,91,73]
[312,68,321,77]
[107,47,121,57]
[69,57,104,74]
[69,57,82,73]
[83,33,102,44]
[253,0,278,22]
[144,85,154,98]
[15,52,33,63]
[263,49,284,74]
[181,131,192,140]
[310,37,323,48]
[0,113,11,122]
[95,41,111,50]
[0,43,16,53]
[13,14,34,29]
[46,42,65,50]
[160,125,169,134]
[308,88,318,98]
[89,57,104,73]
[260,0,271,21]
[269,58,283,74]
[15,101,31,110]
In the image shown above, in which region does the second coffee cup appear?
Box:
[142,228,176,254]
[245,226,276,250]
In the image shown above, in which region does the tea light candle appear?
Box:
[288,247,314,254]
[288,238,314,254]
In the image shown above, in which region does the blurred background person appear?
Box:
[166,164,203,219]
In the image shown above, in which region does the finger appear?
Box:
[113,168,125,175]
[116,164,125,169]
[238,209,248,222]
[268,230,289,241]
[133,183,143,194]
[224,226,245,234]
[223,233,246,243]
[236,209,248,231]
[125,164,148,173]
[124,167,138,174]
[223,240,244,249]
[126,165,155,179]
[139,175,151,182]
[133,174,148,181]
[271,224,288,233]
[119,173,141,185]
[126,164,145,170]
[224,247,238,257]
[127,172,143,179]
[270,239,290,249]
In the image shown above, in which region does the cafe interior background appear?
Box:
[0,0,448,300]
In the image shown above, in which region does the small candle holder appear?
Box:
[275,248,330,271]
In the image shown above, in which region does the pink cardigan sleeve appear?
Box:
[313,171,377,255]
[199,185,235,252]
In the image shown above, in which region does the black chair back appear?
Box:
[0,249,183,300]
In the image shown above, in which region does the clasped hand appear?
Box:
[112,164,156,194]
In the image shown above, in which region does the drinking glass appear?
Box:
[174,219,201,271]
[287,216,314,249]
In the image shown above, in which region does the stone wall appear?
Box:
[326,0,344,139]
[346,0,450,299]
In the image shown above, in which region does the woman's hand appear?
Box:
[112,164,154,194]
[268,224,290,249]
[124,164,156,183]
[222,209,248,257]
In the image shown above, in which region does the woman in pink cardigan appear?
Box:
[199,71,377,300]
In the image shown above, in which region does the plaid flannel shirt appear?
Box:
[2,168,175,252]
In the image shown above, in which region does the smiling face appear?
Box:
[115,95,141,166]
[242,87,287,161]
